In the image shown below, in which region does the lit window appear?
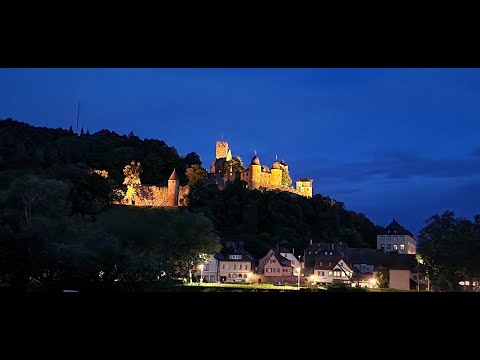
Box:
[381,244,385,250]
[393,244,398,250]
[328,271,333,277]
[400,244,405,251]
[319,261,323,266]
[266,268,272,273]
[329,262,332,266]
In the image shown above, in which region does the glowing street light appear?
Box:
[199,264,204,284]
[370,277,376,288]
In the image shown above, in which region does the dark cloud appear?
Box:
[309,152,480,182]
[472,148,480,158]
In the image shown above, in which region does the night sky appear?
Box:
[1,68,479,236]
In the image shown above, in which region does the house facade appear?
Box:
[201,253,224,283]
[257,248,295,283]
[377,218,416,254]
[218,248,255,283]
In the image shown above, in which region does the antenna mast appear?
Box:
[76,101,80,134]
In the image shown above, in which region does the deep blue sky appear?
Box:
[1,68,479,236]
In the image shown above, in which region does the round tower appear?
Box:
[271,158,282,187]
[167,169,179,206]
[249,154,261,189]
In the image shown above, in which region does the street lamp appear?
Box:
[296,267,301,289]
[199,264,204,284]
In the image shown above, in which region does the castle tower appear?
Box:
[167,169,180,206]
[296,178,313,198]
[249,153,261,189]
[271,158,282,187]
[215,141,231,160]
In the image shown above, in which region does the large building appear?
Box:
[210,140,313,197]
[377,219,416,254]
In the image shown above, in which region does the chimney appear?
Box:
[310,239,313,245]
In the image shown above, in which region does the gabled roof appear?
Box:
[379,218,414,237]
[257,248,295,273]
[279,246,292,254]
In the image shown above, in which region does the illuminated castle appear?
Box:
[210,141,313,198]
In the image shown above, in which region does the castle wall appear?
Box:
[119,184,190,207]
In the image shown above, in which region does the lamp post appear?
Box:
[296,267,301,289]
[199,264,204,284]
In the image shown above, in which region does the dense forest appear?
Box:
[0,118,380,291]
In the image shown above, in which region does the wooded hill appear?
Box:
[0,118,380,290]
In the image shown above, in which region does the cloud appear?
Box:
[308,151,480,183]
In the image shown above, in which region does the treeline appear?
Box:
[0,118,201,187]
[188,180,380,260]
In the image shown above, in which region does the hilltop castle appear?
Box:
[210,141,313,197]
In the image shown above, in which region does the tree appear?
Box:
[7,174,71,228]
[223,156,245,174]
[418,210,480,291]
[123,161,142,204]
[282,170,292,187]
[184,152,202,167]
[376,269,389,288]
[186,164,208,187]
